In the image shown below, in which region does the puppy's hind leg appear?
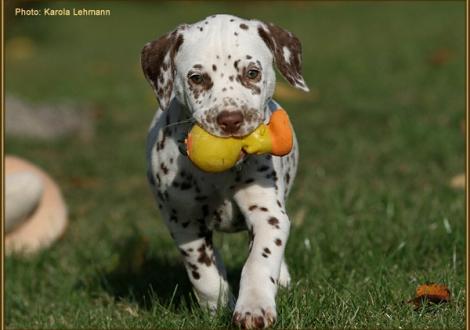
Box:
[163,211,234,312]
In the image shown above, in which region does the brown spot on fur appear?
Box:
[275,238,282,246]
[268,217,280,228]
[212,64,217,71]
[240,23,249,30]
[156,173,161,185]
[197,244,212,266]
[192,271,200,279]
[285,172,291,184]
[266,170,278,181]
[160,163,169,175]
[249,205,258,211]
[264,247,271,254]
[260,207,268,212]
[156,127,170,151]
[258,165,269,172]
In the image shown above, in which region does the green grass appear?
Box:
[5,1,466,329]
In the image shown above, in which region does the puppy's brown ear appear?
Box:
[141,25,187,110]
[257,22,309,92]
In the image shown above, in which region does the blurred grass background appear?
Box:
[4,1,466,329]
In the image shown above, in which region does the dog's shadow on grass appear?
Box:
[100,256,193,310]
[96,235,242,311]
[96,236,193,310]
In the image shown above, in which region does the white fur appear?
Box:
[282,46,291,64]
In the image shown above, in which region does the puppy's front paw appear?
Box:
[232,292,276,329]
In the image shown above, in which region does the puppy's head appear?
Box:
[142,14,308,137]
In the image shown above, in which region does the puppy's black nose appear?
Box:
[217,111,244,134]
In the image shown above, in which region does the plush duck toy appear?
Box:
[186,101,293,172]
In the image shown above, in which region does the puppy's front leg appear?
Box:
[232,185,290,329]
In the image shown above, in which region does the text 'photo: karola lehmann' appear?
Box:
[15,7,111,17]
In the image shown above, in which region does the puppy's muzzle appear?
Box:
[217,111,244,135]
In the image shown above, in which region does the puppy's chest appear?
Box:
[152,136,246,232]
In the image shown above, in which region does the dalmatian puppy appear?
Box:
[142,14,309,329]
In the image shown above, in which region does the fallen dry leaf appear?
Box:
[416,283,451,300]
[6,36,35,61]
[407,283,451,309]
[450,173,465,190]
[428,48,453,67]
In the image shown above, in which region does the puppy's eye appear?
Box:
[246,69,260,80]
[190,73,204,84]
